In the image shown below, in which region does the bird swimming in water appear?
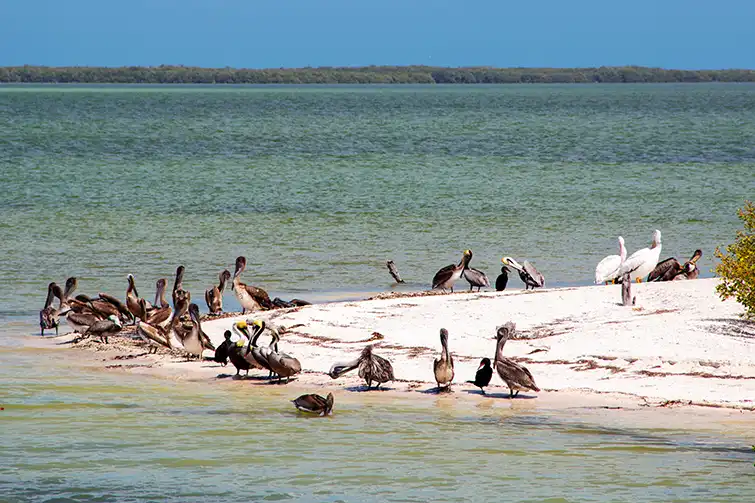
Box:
[495,266,510,292]
[39,282,63,336]
[494,322,540,398]
[231,256,274,313]
[502,257,545,290]
[648,249,703,282]
[205,270,231,315]
[329,344,395,390]
[433,328,454,390]
[292,393,334,416]
[466,357,493,394]
[432,250,472,292]
[617,230,662,283]
[594,236,627,284]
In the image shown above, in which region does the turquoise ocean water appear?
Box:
[1,84,754,501]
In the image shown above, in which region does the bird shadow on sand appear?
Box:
[218,374,272,381]
[417,386,454,395]
[461,389,487,396]
[480,391,538,400]
[344,385,394,392]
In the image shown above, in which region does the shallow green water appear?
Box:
[1,346,754,502]
[2,84,755,501]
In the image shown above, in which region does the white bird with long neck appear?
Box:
[618,230,662,283]
[594,236,627,284]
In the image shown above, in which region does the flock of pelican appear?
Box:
[429,249,545,293]
[37,235,702,416]
[594,229,702,285]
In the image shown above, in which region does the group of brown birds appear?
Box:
[39,253,539,418]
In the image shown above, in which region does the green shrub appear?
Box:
[715,201,755,318]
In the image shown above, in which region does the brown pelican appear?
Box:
[433,328,454,390]
[267,329,302,383]
[96,292,133,322]
[290,299,312,306]
[152,279,169,308]
[180,303,215,360]
[126,274,143,324]
[462,267,490,292]
[386,260,405,284]
[248,320,276,378]
[173,288,190,321]
[617,230,662,283]
[466,358,493,394]
[231,256,274,313]
[61,277,78,310]
[227,321,263,376]
[205,270,230,315]
[494,322,540,398]
[648,249,703,282]
[136,319,172,353]
[495,266,510,292]
[139,298,171,328]
[83,315,123,344]
[502,257,545,290]
[329,345,394,390]
[39,282,63,336]
[65,312,102,334]
[432,250,472,292]
[213,330,233,365]
[292,393,334,416]
[171,265,185,308]
[595,236,627,284]
[680,249,703,280]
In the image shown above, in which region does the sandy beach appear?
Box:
[47,278,754,411]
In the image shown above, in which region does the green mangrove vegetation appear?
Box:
[2,65,755,84]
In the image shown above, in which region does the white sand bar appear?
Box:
[196,278,754,408]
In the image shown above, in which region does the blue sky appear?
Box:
[1,0,753,69]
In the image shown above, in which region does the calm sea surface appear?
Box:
[1,84,754,501]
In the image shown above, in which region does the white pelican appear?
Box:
[617,230,662,283]
[594,236,627,284]
[501,257,544,290]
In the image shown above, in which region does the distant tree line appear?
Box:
[1,65,755,84]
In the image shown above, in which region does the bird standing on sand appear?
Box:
[267,329,302,383]
[467,358,493,394]
[502,257,544,290]
[180,303,215,360]
[232,256,274,313]
[595,236,627,284]
[617,230,662,283]
[205,270,231,315]
[460,249,489,291]
[495,266,510,292]
[432,250,472,292]
[212,330,233,366]
[329,345,395,390]
[292,393,334,416]
[83,315,123,344]
[433,328,454,390]
[40,282,63,336]
[494,322,540,398]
